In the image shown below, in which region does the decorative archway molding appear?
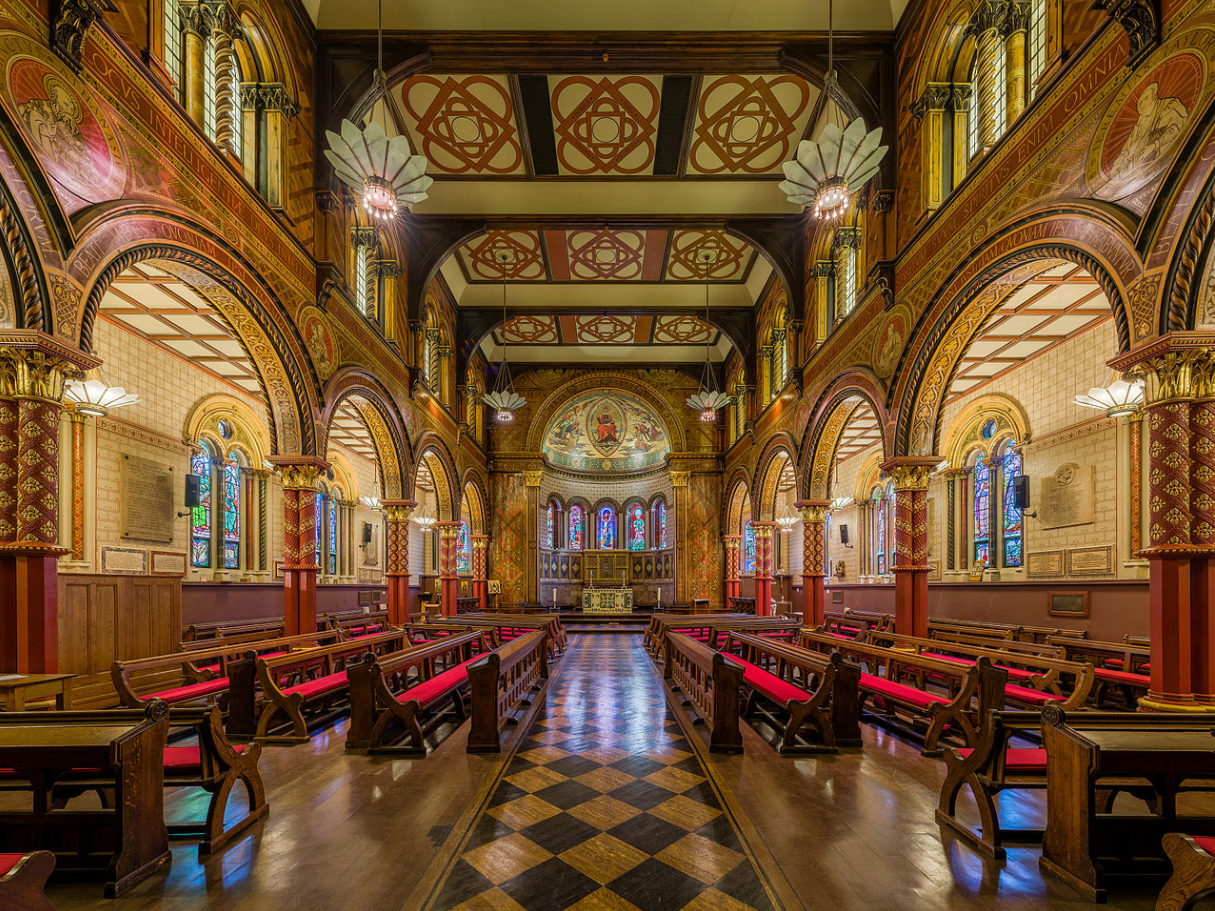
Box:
[324,450,361,501]
[412,432,460,521]
[799,372,890,501]
[854,452,885,502]
[461,470,490,535]
[320,368,411,500]
[184,393,273,468]
[723,469,751,536]
[752,433,798,522]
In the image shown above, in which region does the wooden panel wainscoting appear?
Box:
[57,574,183,708]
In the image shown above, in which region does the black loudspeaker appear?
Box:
[1013,475,1029,510]
[185,474,202,508]
[362,523,374,544]
[840,524,850,545]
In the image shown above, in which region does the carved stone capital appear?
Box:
[670,470,690,489]
[52,0,109,73]
[257,83,300,118]
[381,498,416,524]
[1111,335,1215,404]
[1094,0,1160,68]
[268,455,330,491]
[951,83,973,107]
[178,1,213,37]
[911,82,952,121]
[870,190,894,214]
[523,469,545,488]
[881,456,942,492]
[0,331,98,401]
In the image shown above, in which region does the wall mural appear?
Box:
[542,391,670,472]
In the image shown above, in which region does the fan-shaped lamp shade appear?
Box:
[65,378,139,417]
[1073,379,1144,417]
[324,120,433,220]
[780,119,888,219]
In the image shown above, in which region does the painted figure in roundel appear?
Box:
[1093,52,1204,199]
[300,308,338,380]
[8,58,121,199]
[874,312,907,378]
[588,398,626,455]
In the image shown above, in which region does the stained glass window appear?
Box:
[328,496,338,574]
[569,505,584,550]
[597,507,616,549]
[656,500,667,549]
[457,521,471,572]
[886,481,896,573]
[545,503,555,550]
[973,459,991,568]
[875,487,886,575]
[223,458,240,570]
[191,452,211,568]
[824,512,833,576]
[1002,447,1023,567]
[742,521,756,574]
[315,491,325,568]
[628,505,645,551]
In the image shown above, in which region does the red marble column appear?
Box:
[797,500,830,628]
[381,499,415,626]
[723,535,741,602]
[472,534,489,611]
[884,457,938,638]
[437,521,460,617]
[271,457,327,637]
[754,522,776,617]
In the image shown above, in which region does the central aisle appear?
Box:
[419,635,782,911]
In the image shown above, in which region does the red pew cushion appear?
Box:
[285,673,346,700]
[0,854,25,877]
[1003,683,1063,706]
[860,674,948,710]
[1094,668,1151,686]
[1192,836,1215,857]
[163,744,247,771]
[397,664,469,708]
[956,747,1047,771]
[740,664,809,706]
[143,677,230,703]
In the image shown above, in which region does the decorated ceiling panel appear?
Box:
[494,314,718,347]
[549,75,662,175]
[328,399,378,462]
[835,400,882,462]
[542,390,670,472]
[686,75,817,176]
[394,75,526,175]
[457,228,759,283]
[947,263,1111,402]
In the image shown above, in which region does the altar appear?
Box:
[582,588,633,614]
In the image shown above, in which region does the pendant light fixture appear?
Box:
[65,366,139,417]
[481,251,526,422]
[779,0,888,220]
[829,464,853,511]
[686,251,733,421]
[1073,376,1144,418]
[323,0,432,220]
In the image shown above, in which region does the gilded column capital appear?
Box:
[0,332,98,402]
[670,470,690,489]
[881,456,941,491]
[268,455,329,491]
[796,499,831,524]
[1111,334,1215,404]
[523,469,545,487]
[380,498,416,523]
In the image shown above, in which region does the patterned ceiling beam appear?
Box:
[403,215,487,324]
[726,216,806,324]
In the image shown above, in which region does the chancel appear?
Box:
[2,0,1215,908]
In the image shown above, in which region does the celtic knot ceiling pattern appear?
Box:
[550,76,661,175]
[652,315,712,344]
[566,228,647,281]
[667,230,750,281]
[490,314,720,358]
[688,75,815,175]
[396,74,524,175]
[460,230,547,281]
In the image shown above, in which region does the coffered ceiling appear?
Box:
[835,398,882,462]
[481,313,729,364]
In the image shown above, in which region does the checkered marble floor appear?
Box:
[424,636,780,911]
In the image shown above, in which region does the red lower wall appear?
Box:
[825,580,1149,641]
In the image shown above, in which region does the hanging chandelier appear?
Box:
[359,496,381,510]
[686,251,733,421]
[65,368,139,417]
[828,464,852,510]
[412,506,437,528]
[481,252,526,422]
[323,0,432,221]
[778,0,887,220]
[1073,378,1144,417]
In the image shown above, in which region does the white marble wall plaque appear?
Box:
[1039,463,1095,530]
[101,546,148,574]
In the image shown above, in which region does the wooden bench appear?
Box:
[345,630,486,752]
[727,596,757,615]
[663,631,745,753]
[182,617,283,643]
[928,617,1021,643]
[641,613,749,656]
[0,851,56,911]
[1048,635,1152,705]
[467,630,550,753]
[867,629,1097,712]
[326,614,392,640]
[456,596,480,614]
[823,608,891,640]
[799,629,978,756]
[46,705,267,856]
[254,629,409,743]
[1157,834,1215,911]
[431,612,567,656]
[727,632,861,752]
[706,618,802,651]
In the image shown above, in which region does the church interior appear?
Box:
[1,0,1215,908]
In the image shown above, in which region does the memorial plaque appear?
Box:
[100,546,147,574]
[1067,545,1114,576]
[1049,592,1090,617]
[150,551,186,575]
[121,454,175,543]
[1027,550,1065,579]
[1039,463,1094,529]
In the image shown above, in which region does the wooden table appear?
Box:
[1041,724,1215,901]
[0,712,170,897]
[0,674,74,710]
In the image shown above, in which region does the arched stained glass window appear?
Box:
[223,457,240,570]
[569,505,584,551]
[627,505,645,551]
[886,480,896,574]
[456,521,471,573]
[327,494,338,575]
[656,500,667,549]
[1002,447,1023,568]
[742,520,756,574]
[973,459,991,568]
[597,506,616,549]
[190,451,212,568]
[315,490,325,568]
[874,486,887,576]
[545,503,555,550]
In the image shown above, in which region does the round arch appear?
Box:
[940,393,1033,468]
[411,433,460,521]
[799,373,890,501]
[461,471,489,535]
[752,433,799,521]
[184,393,273,468]
[71,219,319,457]
[324,451,360,501]
[893,224,1139,459]
[320,368,411,500]
[724,470,751,536]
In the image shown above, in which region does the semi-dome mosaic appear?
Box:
[542,391,670,472]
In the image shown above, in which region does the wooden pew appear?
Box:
[0,851,56,911]
[727,632,861,752]
[1157,834,1215,911]
[327,613,392,640]
[467,630,550,753]
[707,618,802,651]
[456,596,480,614]
[867,629,1097,712]
[727,596,757,615]
[45,705,267,855]
[641,613,750,656]
[430,612,567,655]
[182,617,283,643]
[663,631,745,753]
[345,630,485,751]
[822,608,891,641]
[254,628,409,743]
[928,617,1021,643]
[799,629,978,756]
[1048,635,1151,705]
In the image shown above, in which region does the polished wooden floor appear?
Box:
[38,635,1182,910]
